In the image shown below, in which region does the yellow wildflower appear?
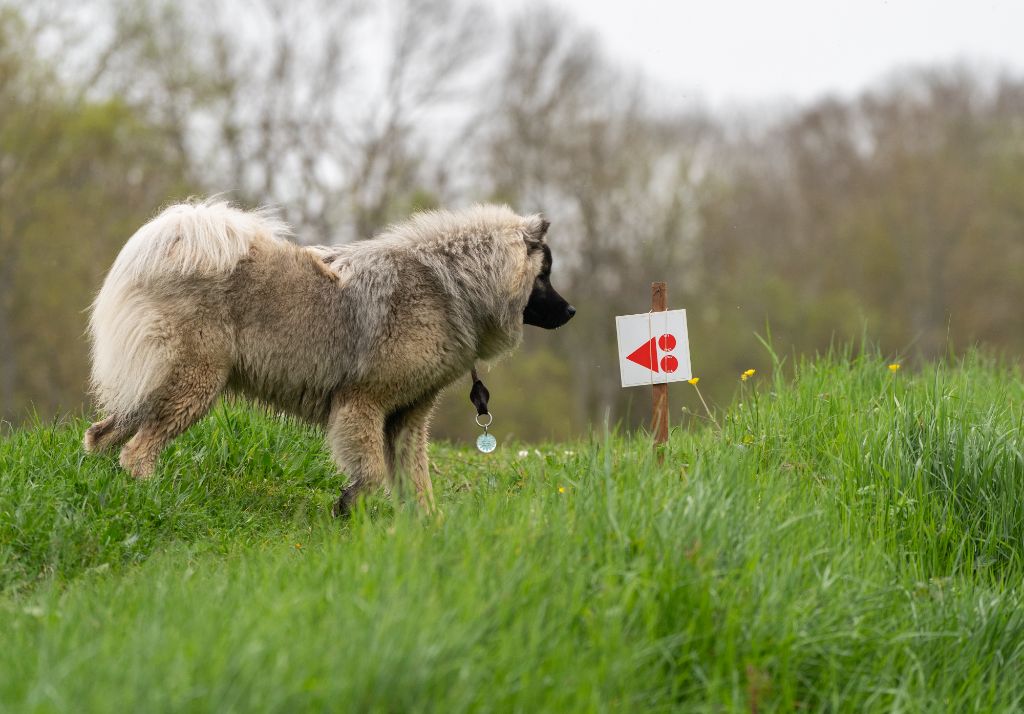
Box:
[888,363,901,372]
[558,486,566,494]
[741,368,756,381]
[688,377,699,385]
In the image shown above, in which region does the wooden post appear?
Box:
[651,282,668,453]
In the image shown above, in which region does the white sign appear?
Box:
[615,309,692,388]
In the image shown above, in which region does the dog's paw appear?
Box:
[83,416,117,453]
[118,448,155,479]
[82,429,99,454]
[332,484,365,519]
[331,497,347,519]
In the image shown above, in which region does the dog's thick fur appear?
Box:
[84,200,572,514]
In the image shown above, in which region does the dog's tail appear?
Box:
[88,199,291,416]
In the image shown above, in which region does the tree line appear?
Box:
[2,0,1022,440]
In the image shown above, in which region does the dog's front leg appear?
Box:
[387,396,438,514]
[327,396,387,517]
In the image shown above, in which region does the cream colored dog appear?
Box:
[84,200,574,514]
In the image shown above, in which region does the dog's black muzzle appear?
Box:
[523,279,576,329]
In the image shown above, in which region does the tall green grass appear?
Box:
[1,350,1023,711]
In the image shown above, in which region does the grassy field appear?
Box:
[2,349,1023,712]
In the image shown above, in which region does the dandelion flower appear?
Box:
[889,363,901,372]
[688,377,700,385]
[558,486,566,494]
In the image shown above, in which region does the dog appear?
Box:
[83,200,574,514]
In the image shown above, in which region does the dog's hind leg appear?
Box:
[83,411,142,454]
[118,361,228,479]
[328,397,387,517]
[386,396,438,514]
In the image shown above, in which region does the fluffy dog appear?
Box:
[83,200,574,514]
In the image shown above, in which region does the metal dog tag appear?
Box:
[476,432,497,453]
[475,413,496,453]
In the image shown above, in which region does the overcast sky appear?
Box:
[488,1,1024,108]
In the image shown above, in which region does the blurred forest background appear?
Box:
[1,0,1023,441]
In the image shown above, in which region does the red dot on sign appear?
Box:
[660,355,679,373]
[658,334,677,352]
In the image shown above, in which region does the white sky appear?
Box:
[487,0,1024,108]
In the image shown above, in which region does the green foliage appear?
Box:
[693,68,1024,368]
[1,353,1023,711]
[0,11,192,422]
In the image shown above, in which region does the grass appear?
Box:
[1,348,1023,712]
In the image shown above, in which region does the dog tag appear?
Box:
[476,432,497,453]
[474,412,496,453]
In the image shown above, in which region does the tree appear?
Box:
[0,6,190,423]
[93,0,490,244]
[476,7,714,430]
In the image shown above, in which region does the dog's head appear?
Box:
[522,217,575,329]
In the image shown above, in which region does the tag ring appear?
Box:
[475,412,493,428]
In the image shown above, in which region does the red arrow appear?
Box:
[626,337,659,372]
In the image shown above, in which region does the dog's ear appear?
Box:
[524,214,550,250]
